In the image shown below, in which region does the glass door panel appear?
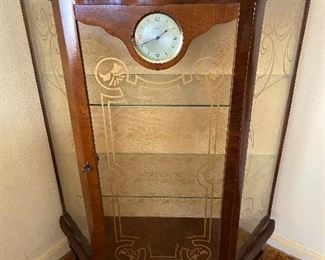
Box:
[23,0,90,241]
[78,11,238,258]
[237,0,307,251]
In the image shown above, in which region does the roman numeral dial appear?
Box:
[133,12,183,64]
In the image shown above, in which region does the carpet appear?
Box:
[262,246,298,260]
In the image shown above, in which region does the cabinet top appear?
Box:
[74,0,239,5]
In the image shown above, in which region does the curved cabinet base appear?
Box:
[60,214,274,260]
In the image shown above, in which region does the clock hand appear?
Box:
[140,36,159,46]
[157,27,173,38]
[140,27,175,46]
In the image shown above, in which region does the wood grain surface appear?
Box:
[75,0,240,5]
[51,0,109,258]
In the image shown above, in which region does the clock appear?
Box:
[133,12,183,64]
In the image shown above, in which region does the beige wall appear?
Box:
[0,0,67,259]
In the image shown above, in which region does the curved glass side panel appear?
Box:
[78,13,239,259]
[23,0,90,240]
[237,0,307,250]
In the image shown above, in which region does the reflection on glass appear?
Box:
[79,17,238,258]
[23,0,90,240]
[237,0,306,250]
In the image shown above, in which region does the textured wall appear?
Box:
[0,0,67,259]
[270,0,325,258]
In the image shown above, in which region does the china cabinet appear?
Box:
[22,0,310,259]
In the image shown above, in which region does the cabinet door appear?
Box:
[77,3,239,259]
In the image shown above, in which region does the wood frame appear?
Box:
[219,0,267,258]
[51,1,109,259]
[22,0,311,259]
[75,0,240,5]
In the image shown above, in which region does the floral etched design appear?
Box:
[187,245,211,260]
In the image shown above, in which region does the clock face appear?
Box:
[133,12,183,64]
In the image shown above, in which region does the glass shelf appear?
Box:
[89,103,230,108]
[102,195,222,199]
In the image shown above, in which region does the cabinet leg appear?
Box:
[69,245,79,260]
[253,249,264,260]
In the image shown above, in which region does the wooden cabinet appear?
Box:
[22,0,310,259]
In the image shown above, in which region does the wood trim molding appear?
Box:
[269,234,325,260]
[75,3,239,70]
[219,0,267,259]
[74,0,240,6]
[51,1,109,258]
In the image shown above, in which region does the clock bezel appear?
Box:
[132,11,184,65]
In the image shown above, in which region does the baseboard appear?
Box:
[34,238,70,260]
[269,234,325,260]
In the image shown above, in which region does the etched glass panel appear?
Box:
[237,0,307,250]
[79,14,238,258]
[23,0,90,240]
